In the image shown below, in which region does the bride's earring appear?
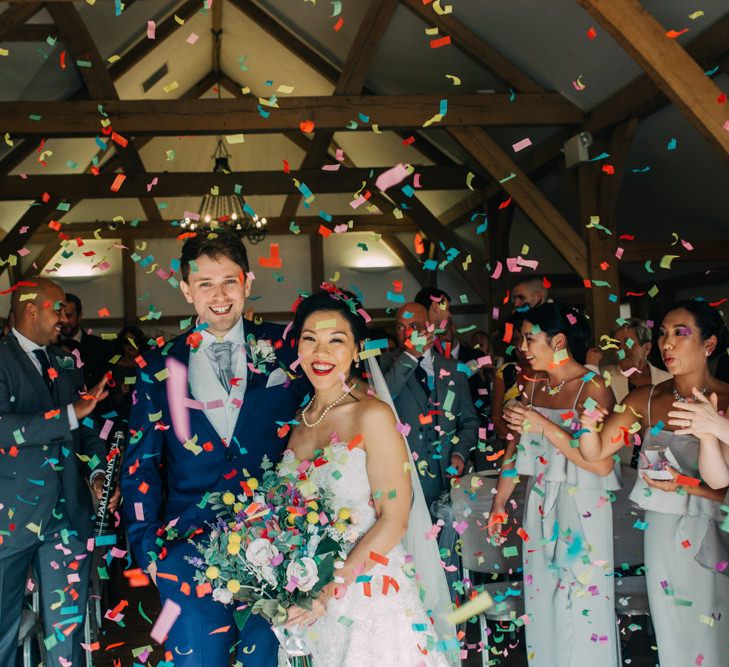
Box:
[354,357,360,368]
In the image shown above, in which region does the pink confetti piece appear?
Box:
[134,502,144,521]
[349,195,368,209]
[333,223,349,233]
[506,257,522,273]
[681,239,694,251]
[146,176,158,192]
[413,173,422,188]
[490,260,503,280]
[150,599,181,643]
[147,21,156,39]
[321,163,341,171]
[512,137,532,152]
[375,163,409,192]
[99,419,113,441]
[186,32,199,45]
[182,397,205,410]
[16,247,30,257]
[615,246,624,259]
[166,357,191,443]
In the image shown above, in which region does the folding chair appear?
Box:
[452,472,527,666]
[16,572,46,667]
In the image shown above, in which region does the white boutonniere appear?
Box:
[248,337,277,368]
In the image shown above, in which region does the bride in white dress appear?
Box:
[280,289,458,666]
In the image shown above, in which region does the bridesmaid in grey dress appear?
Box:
[490,302,620,667]
[579,299,729,667]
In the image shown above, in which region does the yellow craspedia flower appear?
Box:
[227,542,240,555]
[334,521,346,533]
[287,515,296,526]
[306,511,319,524]
[206,566,220,580]
[227,579,241,594]
[228,532,242,544]
[233,503,243,513]
[222,492,236,505]
[307,500,318,511]
[247,478,259,490]
[338,508,351,521]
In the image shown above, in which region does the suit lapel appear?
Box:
[8,335,54,406]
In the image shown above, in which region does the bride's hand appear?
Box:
[284,583,337,629]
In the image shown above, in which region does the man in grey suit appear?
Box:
[0,278,116,666]
[380,302,478,510]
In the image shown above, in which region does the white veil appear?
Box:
[365,356,460,665]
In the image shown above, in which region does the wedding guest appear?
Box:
[490,301,620,666]
[490,313,527,440]
[578,299,729,667]
[62,293,113,388]
[510,275,549,310]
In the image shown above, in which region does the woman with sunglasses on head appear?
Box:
[489,301,620,667]
[578,299,729,667]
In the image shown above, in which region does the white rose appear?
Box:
[246,538,278,567]
[286,557,319,592]
[212,587,233,605]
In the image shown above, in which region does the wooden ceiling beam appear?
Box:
[449,126,589,276]
[399,0,544,93]
[108,0,202,81]
[0,23,56,41]
[581,1,729,162]
[0,166,483,200]
[31,215,417,242]
[0,94,583,136]
[0,2,43,40]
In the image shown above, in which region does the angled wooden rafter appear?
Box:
[0,2,42,40]
[380,233,424,283]
[448,126,589,276]
[579,0,729,163]
[46,3,162,222]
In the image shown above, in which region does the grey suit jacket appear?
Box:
[0,335,106,549]
[379,350,479,507]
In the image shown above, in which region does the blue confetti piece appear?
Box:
[318,211,332,222]
[438,98,448,116]
[257,105,270,119]
[358,113,370,123]
[386,291,405,304]
[667,138,677,151]
[589,151,610,162]
[650,420,665,436]
[401,184,415,198]
[422,259,438,271]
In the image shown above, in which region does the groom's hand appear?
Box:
[448,454,465,477]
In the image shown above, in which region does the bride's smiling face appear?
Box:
[297,310,359,391]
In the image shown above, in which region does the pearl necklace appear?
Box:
[301,390,350,428]
[672,384,707,403]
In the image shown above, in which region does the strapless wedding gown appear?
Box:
[277,441,450,666]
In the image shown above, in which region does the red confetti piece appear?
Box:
[502,321,514,343]
[517,527,530,541]
[44,409,61,420]
[676,474,700,487]
[59,50,67,69]
[498,196,512,210]
[681,539,691,549]
[98,307,110,317]
[258,242,282,267]
[402,135,415,146]
[718,93,727,104]
[347,434,363,451]
[602,164,615,175]
[430,35,451,49]
[625,291,646,297]
[111,131,128,148]
[710,298,728,307]
[299,120,314,133]
[110,173,126,192]
[333,17,344,32]
[619,234,635,241]
[318,225,333,238]
[282,159,290,173]
[542,276,551,289]
[587,27,597,40]
[41,191,50,203]
[665,28,689,38]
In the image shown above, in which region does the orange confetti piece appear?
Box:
[430,35,451,49]
[44,409,61,419]
[156,572,179,582]
[111,131,128,148]
[666,28,689,38]
[258,242,282,268]
[138,481,149,494]
[502,321,514,343]
[104,642,125,651]
[299,120,314,133]
[210,625,230,634]
[333,17,344,31]
[369,551,389,566]
[347,433,363,451]
[676,474,700,487]
[110,173,126,192]
[413,233,425,254]
[318,225,333,238]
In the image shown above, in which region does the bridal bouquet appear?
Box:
[188,456,354,661]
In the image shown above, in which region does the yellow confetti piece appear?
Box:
[19,293,38,302]
[359,348,382,360]
[225,133,245,144]
[466,171,476,190]
[329,271,340,282]
[174,13,186,25]
[241,86,251,95]
[4,133,13,147]
[462,255,471,270]
[445,74,461,85]
[26,523,43,536]
[276,84,295,94]
[93,228,103,240]
[163,81,180,94]
[392,208,404,220]
[521,244,529,255]
[153,368,169,382]
[210,185,219,196]
[107,54,120,63]
[135,241,147,251]
[0,48,9,57]
[372,123,381,134]
[659,254,680,269]
[587,215,600,227]
[258,96,279,108]
[183,439,202,455]
[688,10,704,19]
[315,319,337,329]
[433,0,453,15]
[424,26,440,36]
[100,118,111,128]
[648,284,659,298]
[445,591,493,625]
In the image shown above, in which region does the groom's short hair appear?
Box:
[180,227,250,281]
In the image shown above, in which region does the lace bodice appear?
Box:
[280,442,377,545]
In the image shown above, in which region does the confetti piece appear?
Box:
[186,32,199,45]
[162,81,179,94]
[512,137,532,152]
[150,599,181,643]
[430,35,451,49]
[375,163,410,191]
[445,74,461,85]
[572,75,586,91]
[147,21,155,39]
[688,10,704,19]
[666,28,689,38]
[110,174,126,192]
[587,27,597,40]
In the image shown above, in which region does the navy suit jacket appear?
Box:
[0,335,106,549]
[121,320,306,569]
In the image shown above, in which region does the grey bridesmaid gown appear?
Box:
[515,384,621,666]
[629,386,729,667]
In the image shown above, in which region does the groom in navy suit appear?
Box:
[121,228,304,665]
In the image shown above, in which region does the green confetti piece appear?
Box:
[337,615,354,627]
[137,603,154,625]
[28,114,42,121]
[502,546,519,558]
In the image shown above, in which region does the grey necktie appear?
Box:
[211,341,234,394]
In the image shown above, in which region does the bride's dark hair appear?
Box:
[291,285,369,347]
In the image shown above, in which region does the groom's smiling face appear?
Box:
[180,253,251,338]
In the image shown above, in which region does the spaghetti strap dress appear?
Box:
[628,385,729,667]
[514,383,621,666]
